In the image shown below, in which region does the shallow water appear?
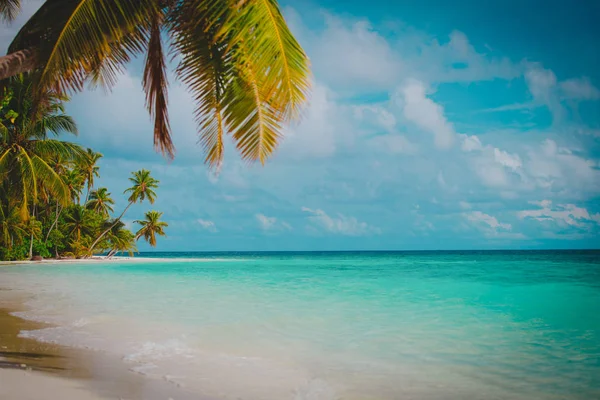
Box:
[1,251,599,399]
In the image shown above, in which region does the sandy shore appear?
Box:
[0,256,171,266]
[0,369,111,400]
[0,291,188,400]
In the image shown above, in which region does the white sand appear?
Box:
[0,369,108,400]
[0,256,206,266]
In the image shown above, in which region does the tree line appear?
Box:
[0,76,167,260]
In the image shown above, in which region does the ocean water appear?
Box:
[1,251,599,399]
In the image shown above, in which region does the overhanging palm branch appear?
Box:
[3,0,310,166]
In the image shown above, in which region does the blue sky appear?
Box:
[2,1,600,250]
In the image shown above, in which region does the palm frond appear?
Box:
[171,4,231,168]
[31,154,70,205]
[30,140,86,163]
[0,0,21,22]
[142,8,173,158]
[31,114,78,137]
[224,43,282,164]
[223,0,310,119]
[8,0,155,95]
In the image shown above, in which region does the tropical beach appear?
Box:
[2,251,600,400]
[2,0,600,399]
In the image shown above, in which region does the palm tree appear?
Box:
[0,75,86,219]
[64,205,95,241]
[62,168,85,203]
[106,220,137,257]
[134,210,167,247]
[0,193,26,249]
[88,169,158,254]
[86,187,114,217]
[0,0,310,165]
[43,154,72,241]
[80,149,102,203]
[24,215,42,259]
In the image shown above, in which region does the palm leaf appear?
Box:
[224,43,282,164]
[30,139,86,163]
[31,154,70,205]
[170,4,231,167]
[8,0,155,94]
[223,0,310,119]
[142,8,173,158]
[0,0,20,22]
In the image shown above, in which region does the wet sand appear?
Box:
[0,290,191,400]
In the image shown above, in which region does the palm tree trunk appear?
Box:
[28,204,36,260]
[45,204,62,242]
[88,201,133,255]
[28,230,34,259]
[0,48,38,81]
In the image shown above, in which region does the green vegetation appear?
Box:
[0,0,310,166]
[0,0,309,260]
[0,76,167,260]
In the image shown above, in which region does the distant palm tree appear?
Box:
[64,205,95,241]
[88,169,158,254]
[0,193,25,249]
[0,0,310,165]
[62,168,85,203]
[80,149,102,203]
[134,210,167,247]
[0,75,86,219]
[86,187,114,218]
[106,220,137,257]
[43,154,71,242]
[24,215,42,258]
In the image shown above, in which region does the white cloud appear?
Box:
[560,77,600,100]
[369,134,417,155]
[399,79,455,149]
[459,134,523,188]
[524,63,599,122]
[464,211,513,236]
[493,148,522,171]
[310,15,402,91]
[461,135,483,152]
[255,214,292,232]
[197,219,217,232]
[301,207,381,236]
[518,201,600,227]
[525,65,557,104]
[402,30,520,83]
[278,82,339,159]
[525,139,600,192]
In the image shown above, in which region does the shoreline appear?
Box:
[0,290,193,400]
[0,256,221,266]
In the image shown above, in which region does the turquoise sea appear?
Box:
[1,250,599,399]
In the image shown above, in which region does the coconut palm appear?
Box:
[24,214,42,258]
[43,154,72,241]
[62,168,85,203]
[0,75,86,219]
[106,220,137,257]
[0,192,26,249]
[134,210,167,247]
[0,0,310,165]
[86,187,114,217]
[80,149,102,203]
[64,205,95,241]
[88,169,158,254]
